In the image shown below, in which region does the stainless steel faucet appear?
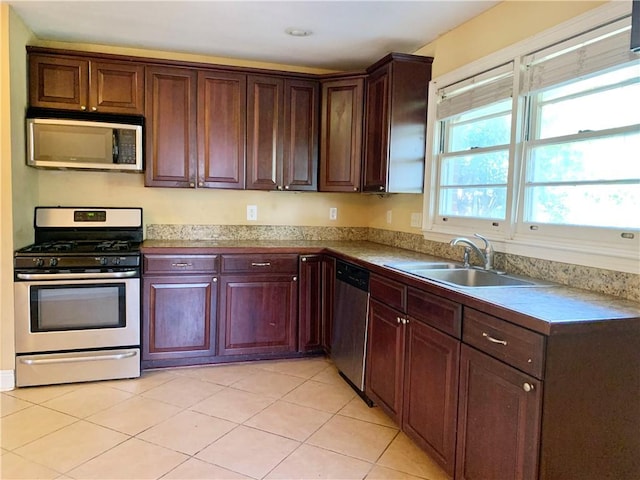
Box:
[450,233,494,270]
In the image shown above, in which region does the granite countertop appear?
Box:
[141,239,640,335]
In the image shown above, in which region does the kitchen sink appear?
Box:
[386,262,552,288]
[385,261,464,271]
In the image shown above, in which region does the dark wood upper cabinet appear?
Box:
[197,70,247,189]
[145,66,197,187]
[246,75,285,190]
[283,79,319,191]
[363,54,432,193]
[246,76,318,191]
[30,53,144,114]
[319,76,365,192]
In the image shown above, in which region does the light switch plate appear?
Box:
[386,210,392,224]
[329,207,337,220]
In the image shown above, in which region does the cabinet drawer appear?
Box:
[407,287,461,338]
[370,274,406,311]
[221,254,298,273]
[143,254,218,274]
[463,308,545,379]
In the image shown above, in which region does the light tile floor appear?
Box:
[0,357,450,480]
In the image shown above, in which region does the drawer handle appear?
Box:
[251,262,271,267]
[482,332,508,346]
[172,263,193,267]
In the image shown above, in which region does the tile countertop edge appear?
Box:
[140,240,640,336]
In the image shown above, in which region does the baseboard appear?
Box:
[0,370,16,391]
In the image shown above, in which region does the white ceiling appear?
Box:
[9,0,500,71]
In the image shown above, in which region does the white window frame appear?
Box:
[422,1,639,274]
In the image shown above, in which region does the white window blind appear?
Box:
[522,17,638,93]
[436,63,514,120]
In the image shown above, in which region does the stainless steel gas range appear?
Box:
[13,207,143,387]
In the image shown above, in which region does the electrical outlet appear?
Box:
[386,210,392,224]
[329,207,337,220]
[410,212,422,228]
[247,205,257,221]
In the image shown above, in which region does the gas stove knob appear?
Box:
[112,257,121,265]
[99,257,108,266]
[35,258,44,267]
[49,258,58,267]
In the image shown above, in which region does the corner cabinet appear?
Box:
[319,76,365,192]
[29,52,145,115]
[218,254,298,356]
[142,254,218,366]
[362,54,432,193]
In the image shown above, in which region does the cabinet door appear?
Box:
[29,54,89,111]
[298,255,323,352]
[365,298,405,423]
[142,275,217,361]
[403,319,459,477]
[362,64,390,193]
[283,79,319,191]
[218,274,297,356]
[456,345,542,480]
[321,256,335,353]
[246,75,284,190]
[89,61,144,114]
[197,70,246,189]
[319,77,364,192]
[145,66,197,187]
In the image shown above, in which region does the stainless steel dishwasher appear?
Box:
[331,260,372,404]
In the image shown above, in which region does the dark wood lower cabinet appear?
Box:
[298,255,323,352]
[403,320,459,477]
[366,298,405,424]
[142,275,217,361]
[321,256,335,352]
[456,344,542,480]
[218,274,297,356]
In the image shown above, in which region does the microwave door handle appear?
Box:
[112,131,119,163]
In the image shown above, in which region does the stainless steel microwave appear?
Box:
[27,110,144,172]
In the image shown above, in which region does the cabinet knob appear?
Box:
[379,186,385,191]
[212,277,218,283]
[198,182,204,187]
[523,382,534,392]
[292,276,298,281]
[91,106,97,112]
[189,182,195,188]
[80,105,87,111]
[397,316,402,324]
[301,257,307,262]
[284,185,290,190]
[277,185,283,191]
[353,187,358,191]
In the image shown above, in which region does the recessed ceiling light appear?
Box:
[285,28,312,37]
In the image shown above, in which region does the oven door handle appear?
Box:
[16,270,139,280]
[19,351,138,365]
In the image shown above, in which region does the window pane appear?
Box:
[525,184,640,228]
[528,132,640,183]
[538,82,640,138]
[441,151,509,186]
[440,187,507,219]
[456,98,512,122]
[450,113,512,150]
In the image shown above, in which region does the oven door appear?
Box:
[14,273,140,354]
